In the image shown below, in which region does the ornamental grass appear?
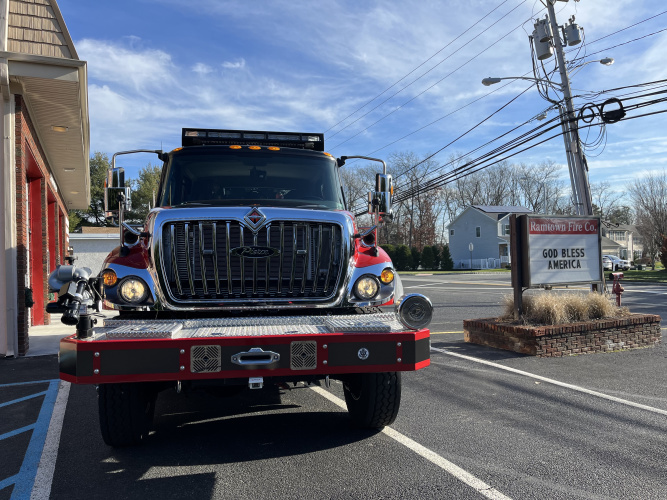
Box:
[502,292,629,325]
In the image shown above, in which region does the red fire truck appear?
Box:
[48,129,432,446]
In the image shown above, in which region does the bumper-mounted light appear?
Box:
[397,294,433,330]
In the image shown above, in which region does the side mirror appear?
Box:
[104,167,131,218]
[368,173,393,223]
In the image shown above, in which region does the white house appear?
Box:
[601,224,642,261]
[447,205,532,269]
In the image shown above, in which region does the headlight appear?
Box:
[354,276,380,300]
[118,278,148,304]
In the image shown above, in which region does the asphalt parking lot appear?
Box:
[1,273,665,499]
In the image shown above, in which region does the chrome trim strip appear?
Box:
[212,222,221,295]
[278,222,284,293]
[324,225,335,293]
[170,225,182,295]
[301,223,309,294]
[226,222,232,294]
[290,223,297,293]
[252,232,258,295]
[240,225,245,295]
[313,224,322,292]
[184,223,195,295]
[198,222,208,295]
[265,225,271,293]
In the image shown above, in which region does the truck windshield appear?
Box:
[158,150,346,210]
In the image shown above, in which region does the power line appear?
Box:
[349,90,666,212]
[389,97,667,204]
[343,68,538,164]
[581,9,667,47]
[324,0,516,135]
[350,108,564,213]
[328,2,537,150]
[572,27,667,61]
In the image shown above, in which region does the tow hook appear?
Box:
[249,377,263,390]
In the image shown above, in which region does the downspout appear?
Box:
[0,0,17,356]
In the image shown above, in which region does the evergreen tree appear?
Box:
[421,246,435,270]
[441,244,454,270]
[432,245,442,270]
[411,246,421,271]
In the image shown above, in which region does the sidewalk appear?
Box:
[25,310,119,357]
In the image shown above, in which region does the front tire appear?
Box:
[98,383,157,446]
[343,372,401,429]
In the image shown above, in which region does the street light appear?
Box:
[481,59,613,86]
[480,56,614,217]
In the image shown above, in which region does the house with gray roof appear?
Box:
[447,205,532,269]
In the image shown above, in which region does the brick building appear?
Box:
[0,0,89,356]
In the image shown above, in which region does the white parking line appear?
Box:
[430,347,667,417]
[31,381,70,500]
[311,386,512,500]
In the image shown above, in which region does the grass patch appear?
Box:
[620,268,667,283]
[399,269,511,275]
[502,292,630,326]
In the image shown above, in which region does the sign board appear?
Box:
[520,215,601,287]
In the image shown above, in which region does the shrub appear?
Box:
[411,247,421,271]
[421,246,435,270]
[382,244,396,263]
[394,245,412,271]
[661,235,667,270]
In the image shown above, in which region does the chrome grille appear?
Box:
[161,220,344,303]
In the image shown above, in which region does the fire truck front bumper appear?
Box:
[59,313,430,384]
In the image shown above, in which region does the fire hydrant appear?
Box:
[609,272,624,306]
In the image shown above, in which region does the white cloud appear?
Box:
[73,0,667,196]
[192,62,213,75]
[222,58,246,70]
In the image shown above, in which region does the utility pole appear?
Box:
[540,0,593,216]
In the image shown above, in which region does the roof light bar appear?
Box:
[182,128,324,151]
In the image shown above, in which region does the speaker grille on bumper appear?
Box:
[191,345,222,373]
[290,341,317,370]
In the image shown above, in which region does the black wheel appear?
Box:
[98,383,157,446]
[343,372,401,429]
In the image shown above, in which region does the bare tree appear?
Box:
[629,170,667,267]
[590,181,624,221]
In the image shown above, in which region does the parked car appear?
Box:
[602,256,613,271]
[603,255,630,271]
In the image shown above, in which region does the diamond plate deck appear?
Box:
[93,313,407,339]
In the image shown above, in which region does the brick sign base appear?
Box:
[463,314,661,357]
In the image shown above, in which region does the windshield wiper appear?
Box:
[173,202,211,207]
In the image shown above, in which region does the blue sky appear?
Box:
[57,0,667,199]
